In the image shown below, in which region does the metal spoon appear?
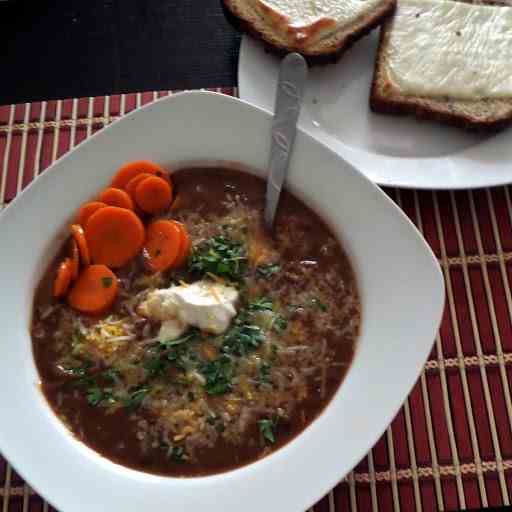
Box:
[264,52,308,231]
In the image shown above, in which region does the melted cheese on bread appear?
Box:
[249,0,388,47]
[383,0,512,99]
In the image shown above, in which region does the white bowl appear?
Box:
[0,91,444,512]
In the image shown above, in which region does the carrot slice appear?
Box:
[68,265,118,315]
[111,160,169,189]
[134,176,173,214]
[53,258,73,298]
[85,206,145,268]
[76,201,107,227]
[125,173,152,199]
[69,239,80,280]
[172,222,192,268]
[144,220,182,272]
[98,187,134,210]
[70,224,91,266]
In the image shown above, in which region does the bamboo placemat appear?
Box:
[1,88,511,512]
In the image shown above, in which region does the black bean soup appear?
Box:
[32,167,361,477]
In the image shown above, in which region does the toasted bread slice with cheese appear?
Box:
[222,0,396,64]
[370,0,512,132]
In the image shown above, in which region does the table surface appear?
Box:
[1,0,240,105]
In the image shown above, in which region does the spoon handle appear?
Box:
[265,52,308,231]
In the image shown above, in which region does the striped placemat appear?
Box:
[1,88,511,512]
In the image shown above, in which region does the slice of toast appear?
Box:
[222,0,396,64]
[370,0,512,132]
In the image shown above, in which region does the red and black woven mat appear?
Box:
[1,89,511,512]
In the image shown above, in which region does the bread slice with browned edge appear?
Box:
[370,0,512,132]
[222,0,396,64]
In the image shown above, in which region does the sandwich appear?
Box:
[370,0,512,131]
[222,0,397,63]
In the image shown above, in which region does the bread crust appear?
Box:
[369,2,512,132]
[222,0,397,65]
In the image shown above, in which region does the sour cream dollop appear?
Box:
[139,280,239,339]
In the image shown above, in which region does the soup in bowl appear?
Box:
[32,164,361,476]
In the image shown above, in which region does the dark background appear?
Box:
[1,0,241,104]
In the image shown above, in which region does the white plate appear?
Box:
[239,34,512,190]
[0,91,444,512]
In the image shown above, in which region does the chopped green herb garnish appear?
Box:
[123,386,149,412]
[161,443,187,462]
[101,277,113,289]
[246,297,273,312]
[101,387,116,405]
[143,333,200,378]
[189,235,247,281]
[205,414,225,432]
[86,386,104,406]
[220,298,277,356]
[144,348,168,377]
[222,322,264,356]
[258,416,279,444]
[273,314,287,334]
[200,355,235,395]
[256,263,281,279]
[169,446,186,462]
[167,342,198,372]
